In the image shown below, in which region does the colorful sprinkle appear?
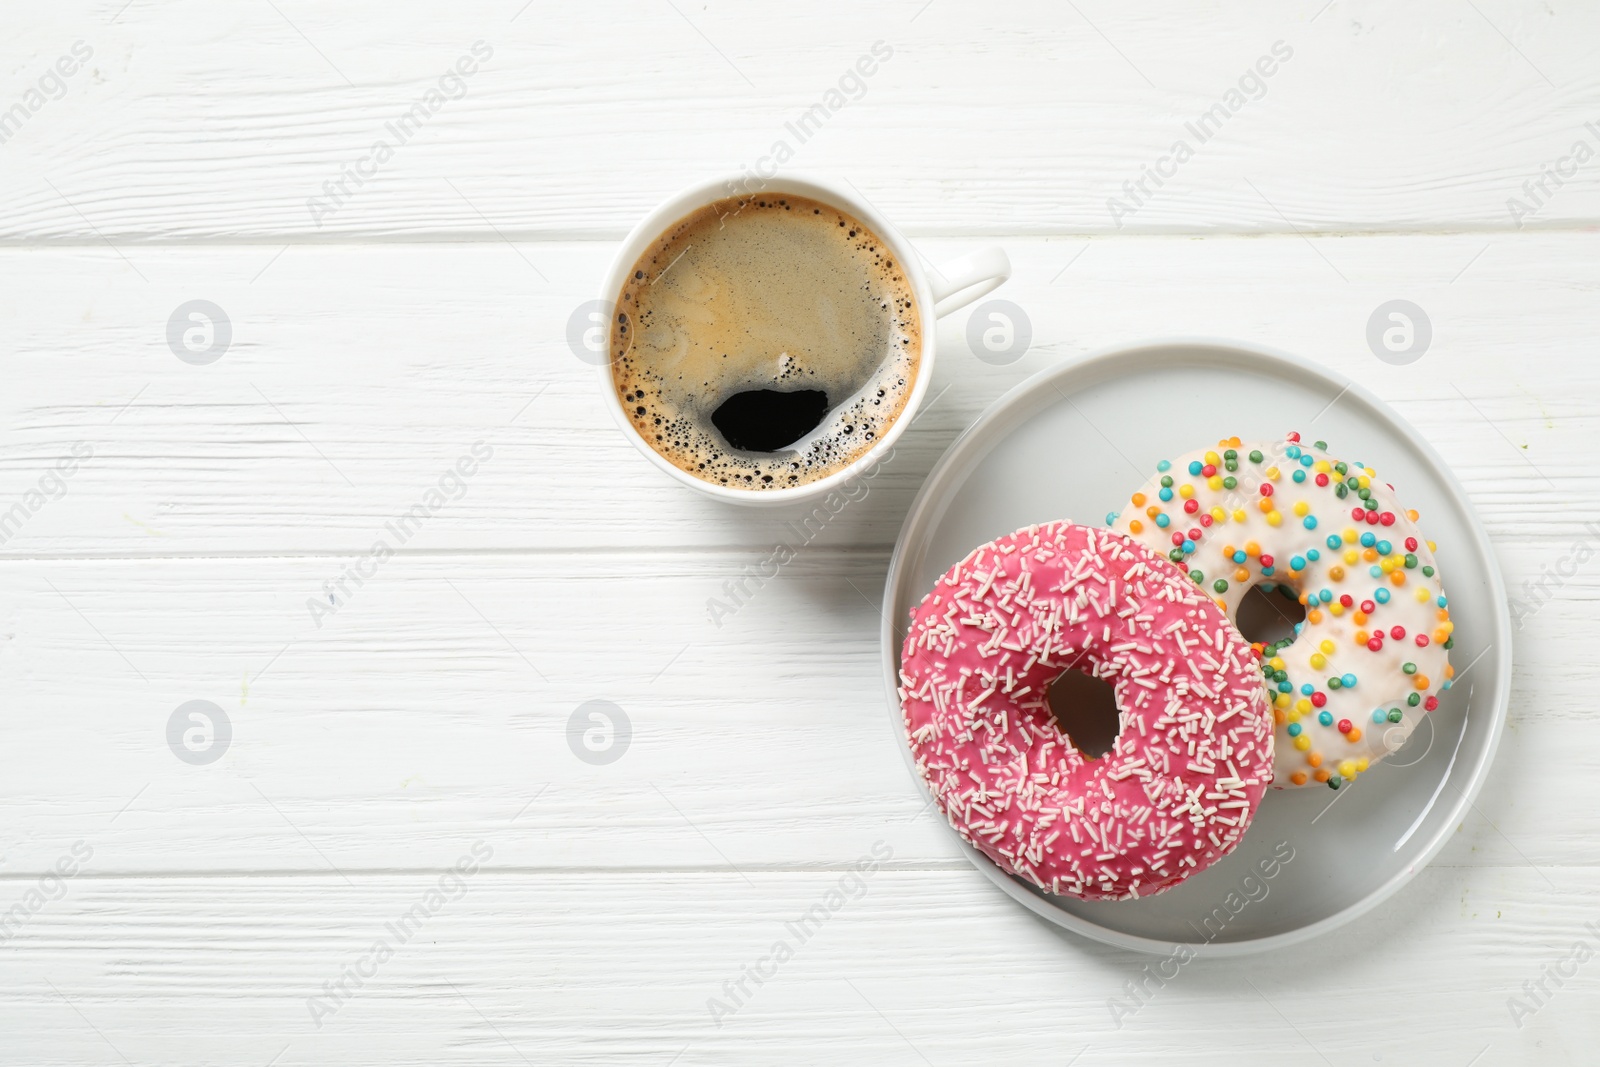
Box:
[1106,434,1452,790]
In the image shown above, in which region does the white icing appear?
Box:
[1111,436,1453,789]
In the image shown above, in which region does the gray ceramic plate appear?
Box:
[880,338,1510,956]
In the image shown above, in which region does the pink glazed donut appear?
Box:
[898,522,1274,900]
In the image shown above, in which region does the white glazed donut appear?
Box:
[1109,433,1455,790]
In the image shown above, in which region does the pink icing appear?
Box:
[898,522,1274,901]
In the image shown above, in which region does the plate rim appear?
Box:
[878,335,1513,956]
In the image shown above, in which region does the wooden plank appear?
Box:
[5,2,1600,238]
[0,233,1593,558]
[0,867,1594,1064]
[0,549,1587,873]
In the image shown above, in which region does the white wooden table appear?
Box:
[4,2,1597,1063]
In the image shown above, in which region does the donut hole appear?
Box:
[1046,669,1121,760]
[1234,583,1306,648]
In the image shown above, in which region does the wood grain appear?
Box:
[0,550,1588,874]
[1,868,1596,1065]
[5,2,1600,239]
[0,234,1592,558]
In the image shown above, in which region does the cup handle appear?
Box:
[926,247,1012,318]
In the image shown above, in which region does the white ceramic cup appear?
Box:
[595,174,1010,506]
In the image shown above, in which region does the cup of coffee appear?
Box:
[595,175,1009,505]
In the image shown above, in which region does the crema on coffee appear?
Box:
[609,194,920,490]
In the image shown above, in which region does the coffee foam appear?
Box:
[609,194,920,490]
